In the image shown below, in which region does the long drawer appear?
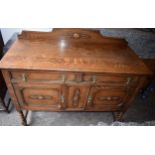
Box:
[10,70,139,87]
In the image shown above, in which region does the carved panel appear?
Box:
[66,85,89,110]
[61,32,91,40]
[86,86,127,110]
[72,88,81,107]
[13,83,63,110]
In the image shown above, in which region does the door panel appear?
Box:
[65,85,90,110]
[86,86,127,111]
[13,83,64,110]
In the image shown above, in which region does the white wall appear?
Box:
[1,28,53,44]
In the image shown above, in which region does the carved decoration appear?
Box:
[113,112,124,121]
[72,89,81,107]
[19,87,59,106]
[62,32,91,40]
[97,96,121,101]
[29,95,52,100]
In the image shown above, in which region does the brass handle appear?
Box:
[60,96,65,103]
[22,73,27,82]
[87,96,93,106]
[126,77,132,85]
[92,75,96,84]
[61,74,66,83]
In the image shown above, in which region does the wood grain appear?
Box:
[0,29,151,75]
[0,28,152,125]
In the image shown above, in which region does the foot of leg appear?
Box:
[18,110,27,126]
[6,98,11,113]
[1,100,8,112]
[113,112,124,121]
[0,98,11,113]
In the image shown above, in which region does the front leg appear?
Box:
[113,111,124,121]
[18,110,28,126]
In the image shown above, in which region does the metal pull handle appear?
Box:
[126,77,132,85]
[92,75,96,84]
[60,95,65,103]
[61,74,66,83]
[22,73,27,82]
[87,96,93,106]
[58,95,65,109]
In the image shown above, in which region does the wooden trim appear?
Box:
[2,70,20,110]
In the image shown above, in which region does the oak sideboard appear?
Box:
[0,28,151,125]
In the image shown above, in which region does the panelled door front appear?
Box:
[86,85,128,111]
[13,83,65,111]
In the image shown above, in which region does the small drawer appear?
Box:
[83,74,138,86]
[10,71,76,83]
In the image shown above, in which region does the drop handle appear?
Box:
[61,74,66,83]
[92,75,96,84]
[60,96,65,103]
[87,96,93,106]
[22,73,27,82]
[126,77,132,85]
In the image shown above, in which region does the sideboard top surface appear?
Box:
[0,28,151,75]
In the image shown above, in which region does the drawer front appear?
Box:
[83,74,138,86]
[10,71,76,83]
[13,83,64,110]
[86,86,128,111]
[10,71,139,87]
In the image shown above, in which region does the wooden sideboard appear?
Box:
[0,28,152,125]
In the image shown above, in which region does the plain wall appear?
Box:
[1,28,53,44]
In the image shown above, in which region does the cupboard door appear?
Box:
[86,86,127,111]
[13,83,64,111]
[65,85,90,110]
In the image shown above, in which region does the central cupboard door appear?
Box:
[65,84,90,110]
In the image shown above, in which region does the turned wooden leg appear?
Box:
[0,98,8,113]
[113,111,124,121]
[1,100,7,111]
[5,98,11,113]
[0,98,11,113]
[18,110,27,126]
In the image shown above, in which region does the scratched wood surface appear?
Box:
[0,28,151,75]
